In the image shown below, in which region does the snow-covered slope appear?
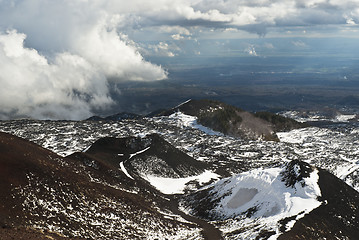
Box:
[280,109,357,123]
[144,170,219,194]
[277,126,359,191]
[155,99,280,140]
[1,101,359,239]
[181,161,322,239]
[160,111,223,136]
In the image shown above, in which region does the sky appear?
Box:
[0,0,359,119]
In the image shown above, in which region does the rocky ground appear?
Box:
[1,101,359,239]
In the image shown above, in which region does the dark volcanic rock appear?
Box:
[279,168,359,240]
[85,115,104,121]
[254,111,308,132]
[0,226,84,240]
[83,133,209,178]
[104,112,142,121]
[156,99,279,140]
[280,160,313,188]
[86,112,142,121]
[0,132,200,239]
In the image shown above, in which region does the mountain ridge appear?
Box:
[180,160,359,239]
[0,132,207,239]
[157,99,306,140]
[0,111,358,240]
[87,99,306,141]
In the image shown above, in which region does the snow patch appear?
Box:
[277,127,329,144]
[168,112,223,136]
[120,162,134,180]
[129,147,150,159]
[212,167,321,218]
[205,166,322,238]
[280,110,357,123]
[82,145,91,153]
[145,170,219,194]
[175,99,192,108]
[335,114,356,122]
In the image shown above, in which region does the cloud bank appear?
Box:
[0,0,358,119]
[0,1,167,119]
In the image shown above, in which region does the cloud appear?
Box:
[157,26,192,36]
[171,34,185,40]
[0,25,167,120]
[0,1,167,120]
[292,40,308,47]
[1,0,359,119]
[0,30,112,120]
[2,1,358,38]
[167,0,359,35]
[144,42,178,57]
[264,43,275,49]
[72,16,167,81]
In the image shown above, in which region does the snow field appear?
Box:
[199,166,322,239]
[144,170,220,194]
[166,112,223,136]
[211,167,321,219]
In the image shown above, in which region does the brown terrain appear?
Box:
[0,132,222,239]
[156,99,305,141]
[1,123,359,239]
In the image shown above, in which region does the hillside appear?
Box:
[1,115,359,239]
[85,99,305,141]
[0,132,206,239]
[279,168,359,239]
[181,160,359,239]
[254,111,308,132]
[155,99,305,140]
[86,112,142,121]
[82,133,208,177]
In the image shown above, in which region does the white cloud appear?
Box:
[0,30,112,120]
[171,34,185,40]
[0,1,167,119]
[264,43,275,49]
[292,40,308,47]
[73,16,167,81]
[1,0,359,119]
[157,26,192,36]
[145,42,178,57]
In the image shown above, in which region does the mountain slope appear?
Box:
[155,99,302,140]
[278,168,359,239]
[85,99,305,141]
[1,116,358,240]
[86,112,142,121]
[0,132,203,239]
[82,133,209,178]
[180,160,359,239]
[72,133,220,195]
[254,111,308,132]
